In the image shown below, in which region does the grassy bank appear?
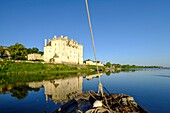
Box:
[0,72,78,85]
[0,61,104,75]
[0,61,105,84]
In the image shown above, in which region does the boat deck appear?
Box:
[53,90,148,113]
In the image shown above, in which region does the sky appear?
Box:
[0,0,170,67]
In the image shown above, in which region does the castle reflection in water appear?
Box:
[28,76,83,103]
[28,73,102,103]
[0,73,102,103]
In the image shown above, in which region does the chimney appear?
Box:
[44,39,47,46]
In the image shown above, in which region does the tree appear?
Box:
[112,63,121,68]
[9,43,27,60]
[131,65,136,68]
[27,48,32,54]
[106,62,112,67]
[31,47,39,53]
[122,64,130,68]
[27,47,39,54]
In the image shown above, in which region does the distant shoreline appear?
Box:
[0,60,165,76]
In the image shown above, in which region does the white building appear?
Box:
[43,35,83,64]
[28,53,42,60]
[84,59,104,66]
[86,73,103,80]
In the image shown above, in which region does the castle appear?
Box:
[43,35,83,64]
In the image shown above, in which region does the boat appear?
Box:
[53,90,148,113]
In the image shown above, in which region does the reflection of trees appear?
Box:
[9,85,40,100]
[11,85,29,99]
[106,71,111,76]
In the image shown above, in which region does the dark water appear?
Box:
[0,69,170,113]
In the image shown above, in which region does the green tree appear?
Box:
[131,65,136,68]
[112,63,121,68]
[31,47,39,53]
[106,62,112,67]
[27,47,39,54]
[122,64,130,69]
[9,43,27,60]
[27,48,32,54]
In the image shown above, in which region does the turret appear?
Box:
[54,35,57,39]
[44,39,47,46]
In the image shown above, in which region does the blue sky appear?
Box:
[0,0,170,66]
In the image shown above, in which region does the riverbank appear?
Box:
[0,60,163,76]
[0,61,104,75]
[0,61,105,85]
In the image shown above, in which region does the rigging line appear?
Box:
[85,0,103,96]
[85,0,100,77]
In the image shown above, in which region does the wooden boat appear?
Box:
[53,90,148,113]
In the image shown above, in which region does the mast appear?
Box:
[85,0,103,96]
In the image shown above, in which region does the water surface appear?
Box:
[0,69,170,113]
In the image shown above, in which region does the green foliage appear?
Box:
[1,84,40,100]
[0,61,102,76]
[106,71,111,76]
[0,71,83,85]
[112,64,121,68]
[27,47,39,54]
[121,64,130,69]
[11,85,30,99]
[9,43,27,60]
[106,62,112,67]
[108,62,162,70]
[86,65,104,71]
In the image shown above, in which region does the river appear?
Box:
[0,69,170,113]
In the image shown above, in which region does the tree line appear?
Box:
[0,43,43,60]
[105,62,163,69]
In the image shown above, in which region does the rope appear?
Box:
[85,0,103,96]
